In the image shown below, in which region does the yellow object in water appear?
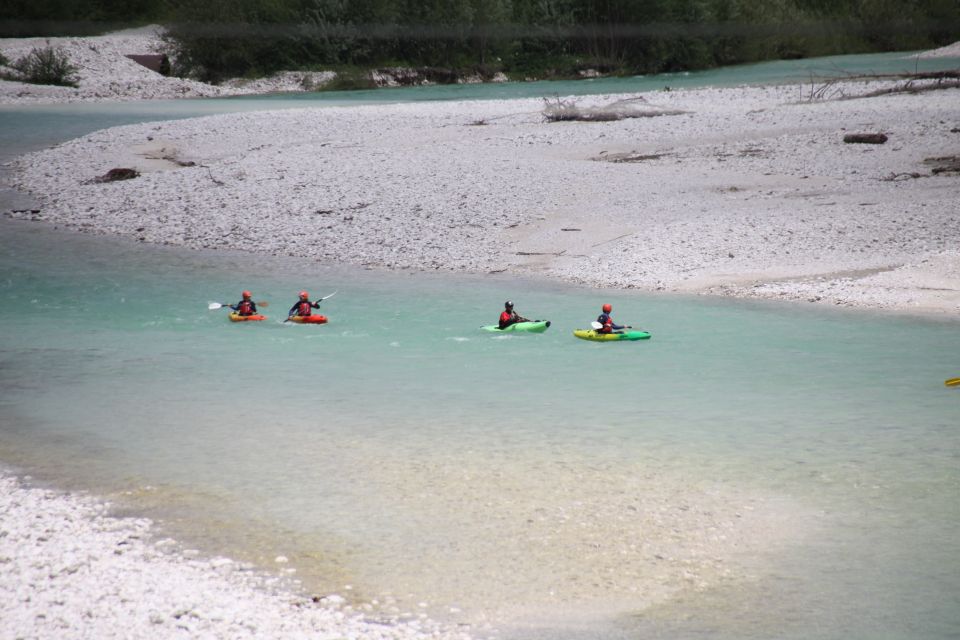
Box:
[946,377,960,387]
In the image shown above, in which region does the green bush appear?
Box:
[0,51,8,67]
[12,45,80,87]
[159,0,960,84]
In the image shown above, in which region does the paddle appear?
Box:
[946,378,960,387]
[590,321,633,330]
[208,301,269,310]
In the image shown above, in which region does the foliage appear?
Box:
[0,0,170,37]
[164,0,305,82]
[10,45,80,87]
[2,0,958,81]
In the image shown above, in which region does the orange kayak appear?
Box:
[288,314,328,324]
[229,312,267,322]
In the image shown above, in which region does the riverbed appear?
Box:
[2,52,959,639]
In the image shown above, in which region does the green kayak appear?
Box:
[573,329,651,342]
[481,320,551,333]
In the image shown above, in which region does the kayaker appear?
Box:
[289,291,322,318]
[499,301,529,330]
[597,303,631,334]
[229,291,258,317]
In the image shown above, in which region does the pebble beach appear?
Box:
[8,73,960,314]
[2,26,960,639]
[0,473,473,640]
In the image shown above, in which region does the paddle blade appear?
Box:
[258,301,269,307]
[321,291,338,301]
[208,302,224,310]
[591,321,603,330]
[946,378,960,387]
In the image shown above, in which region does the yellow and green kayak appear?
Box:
[573,329,651,342]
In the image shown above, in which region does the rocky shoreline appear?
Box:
[0,472,475,639]
[8,75,960,315]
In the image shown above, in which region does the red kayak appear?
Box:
[288,315,328,324]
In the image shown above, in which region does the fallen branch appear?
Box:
[468,110,541,126]
[854,79,960,99]
[880,155,960,181]
[881,172,925,181]
[590,233,634,247]
[594,151,672,163]
[804,69,960,102]
[517,250,567,256]
[206,168,225,186]
[925,155,960,175]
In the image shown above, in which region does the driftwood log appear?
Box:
[843,133,888,144]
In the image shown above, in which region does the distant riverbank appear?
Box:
[3,25,959,104]
[8,72,960,314]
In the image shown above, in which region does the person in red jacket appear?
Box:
[499,300,529,329]
[596,303,631,334]
[289,291,322,318]
[229,291,258,317]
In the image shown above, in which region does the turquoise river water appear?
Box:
[1,50,959,639]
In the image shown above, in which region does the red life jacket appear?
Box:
[500,311,513,324]
[238,300,254,316]
[297,301,312,316]
[598,313,613,333]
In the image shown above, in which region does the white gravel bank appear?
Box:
[0,472,473,640]
[9,77,960,315]
[918,41,960,58]
[0,26,334,104]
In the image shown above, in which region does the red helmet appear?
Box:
[602,303,612,313]
[242,290,252,298]
[299,291,309,299]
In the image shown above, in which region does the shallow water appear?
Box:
[1,217,958,638]
[2,48,960,638]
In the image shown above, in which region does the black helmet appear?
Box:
[504,300,514,308]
